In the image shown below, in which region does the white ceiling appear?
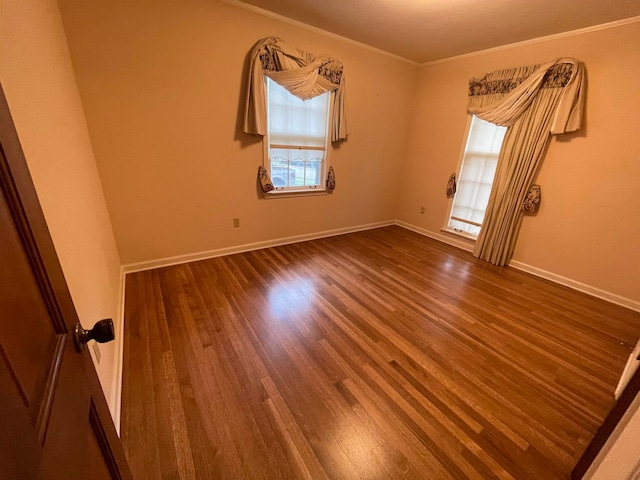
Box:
[229,0,640,63]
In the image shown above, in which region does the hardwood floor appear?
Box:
[121,226,640,479]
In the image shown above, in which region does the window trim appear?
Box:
[443,114,505,239]
[442,115,475,238]
[263,79,334,197]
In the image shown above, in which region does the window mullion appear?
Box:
[265,77,331,193]
[446,116,506,236]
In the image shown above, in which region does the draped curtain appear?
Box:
[243,37,348,142]
[468,58,586,265]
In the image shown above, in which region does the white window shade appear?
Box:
[449,116,507,235]
[267,79,329,147]
[265,77,332,191]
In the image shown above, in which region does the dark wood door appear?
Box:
[0,84,132,479]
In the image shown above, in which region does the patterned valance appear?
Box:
[244,37,348,142]
[469,63,573,98]
[469,58,586,266]
[259,50,344,86]
[467,58,585,135]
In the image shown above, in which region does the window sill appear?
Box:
[264,188,330,199]
[440,227,478,242]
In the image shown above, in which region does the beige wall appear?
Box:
[10,1,638,467]
[57,1,639,304]
[57,0,418,265]
[0,0,123,417]
[398,21,640,303]
[34,1,638,321]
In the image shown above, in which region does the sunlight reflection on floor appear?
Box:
[266,276,317,320]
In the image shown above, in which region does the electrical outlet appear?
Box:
[233,218,240,228]
[92,342,101,364]
[420,206,425,214]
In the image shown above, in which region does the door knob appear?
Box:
[73,318,115,353]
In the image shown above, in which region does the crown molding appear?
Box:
[220,1,640,68]
[220,0,420,66]
[420,15,640,67]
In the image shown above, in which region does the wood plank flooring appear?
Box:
[121,226,640,479]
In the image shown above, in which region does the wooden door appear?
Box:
[0,85,132,479]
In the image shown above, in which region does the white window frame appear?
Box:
[442,115,506,239]
[263,78,334,198]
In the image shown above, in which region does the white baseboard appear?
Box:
[509,260,640,313]
[122,220,395,274]
[111,219,639,432]
[394,220,474,252]
[614,340,640,399]
[122,218,640,312]
[108,266,127,436]
[395,220,639,313]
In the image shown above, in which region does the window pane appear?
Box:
[270,148,324,188]
[267,78,330,147]
[448,116,506,235]
[450,218,481,236]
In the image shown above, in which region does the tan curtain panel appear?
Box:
[468,58,586,265]
[243,37,348,142]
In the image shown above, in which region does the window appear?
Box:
[446,115,507,236]
[265,78,331,192]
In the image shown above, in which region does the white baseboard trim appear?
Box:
[122,220,395,274]
[509,261,640,313]
[396,220,639,313]
[108,266,127,436]
[394,220,474,253]
[111,219,640,432]
[395,220,640,312]
[614,340,640,399]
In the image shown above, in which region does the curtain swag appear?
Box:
[468,58,585,134]
[257,165,274,194]
[243,36,349,142]
[469,64,572,98]
[326,166,336,191]
[468,58,586,266]
[522,185,541,214]
[446,173,457,197]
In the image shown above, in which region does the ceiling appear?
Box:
[230,0,640,63]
